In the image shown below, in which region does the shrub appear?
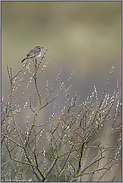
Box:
[1,49,121,182]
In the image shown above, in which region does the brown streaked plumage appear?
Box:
[21,46,43,63]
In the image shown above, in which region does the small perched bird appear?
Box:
[21,46,43,62]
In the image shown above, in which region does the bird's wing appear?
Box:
[27,50,40,58]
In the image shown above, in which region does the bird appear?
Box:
[21,46,43,63]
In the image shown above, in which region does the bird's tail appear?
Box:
[21,58,26,63]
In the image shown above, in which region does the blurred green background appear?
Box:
[2,1,121,118]
[1,2,121,181]
[2,1,121,97]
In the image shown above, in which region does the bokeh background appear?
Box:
[2,1,121,97]
[1,2,121,181]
